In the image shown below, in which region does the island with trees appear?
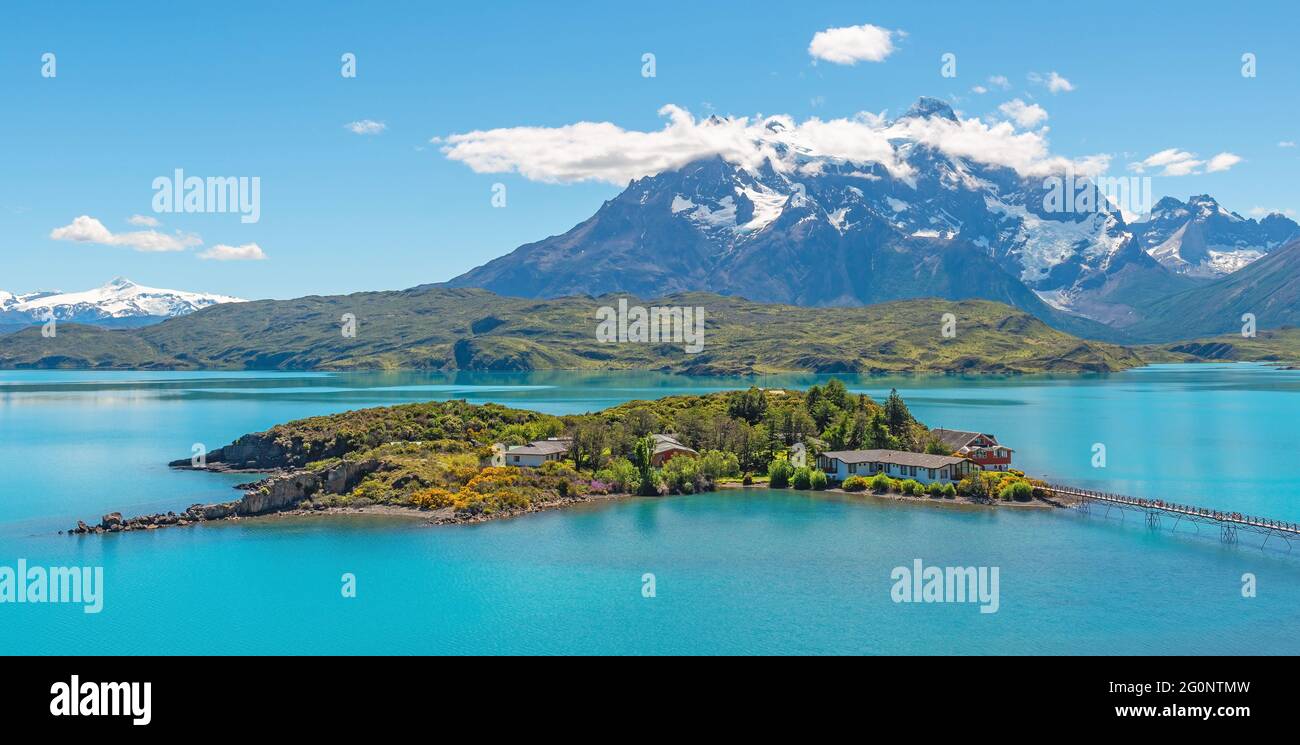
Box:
[69,379,1049,534]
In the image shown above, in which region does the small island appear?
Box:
[70,379,1052,534]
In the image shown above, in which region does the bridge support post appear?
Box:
[1146,511,1160,530]
[1221,524,1238,544]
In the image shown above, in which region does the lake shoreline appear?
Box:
[718,482,1066,510]
[66,488,638,535]
[68,479,1068,536]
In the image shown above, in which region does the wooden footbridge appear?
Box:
[1043,484,1300,549]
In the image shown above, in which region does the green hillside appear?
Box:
[0,286,1145,374]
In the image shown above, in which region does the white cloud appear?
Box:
[998,98,1048,128]
[1279,141,1296,148]
[988,75,1010,90]
[345,120,387,135]
[438,101,1109,186]
[127,214,160,227]
[1030,71,1074,93]
[1248,206,1296,218]
[49,215,201,252]
[808,24,898,65]
[1206,152,1242,172]
[1128,148,1240,177]
[970,85,988,95]
[198,243,267,261]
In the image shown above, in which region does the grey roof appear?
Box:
[930,428,1012,453]
[930,428,984,451]
[820,449,968,469]
[508,440,570,456]
[652,434,697,456]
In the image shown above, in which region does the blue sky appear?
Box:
[2,1,1297,300]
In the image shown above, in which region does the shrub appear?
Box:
[768,459,795,488]
[662,454,704,494]
[539,460,577,477]
[927,481,944,497]
[792,466,813,490]
[810,469,828,490]
[998,480,1034,502]
[842,475,869,492]
[870,472,892,493]
[697,450,741,481]
[410,487,455,509]
[742,473,754,486]
[942,483,957,499]
[957,476,984,499]
[595,457,640,494]
[899,479,922,496]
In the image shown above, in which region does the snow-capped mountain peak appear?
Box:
[446,97,1274,328]
[1132,195,1299,278]
[0,278,245,324]
[898,96,959,122]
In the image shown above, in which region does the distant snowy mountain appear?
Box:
[0,278,244,326]
[447,97,1171,332]
[1130,195,1300,278]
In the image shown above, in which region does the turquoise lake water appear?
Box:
[2,364,1299,654]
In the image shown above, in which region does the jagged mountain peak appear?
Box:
[899,96,959,122]
[446,121,1278,336]
[1133,194,1300,278]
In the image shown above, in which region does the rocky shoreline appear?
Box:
[69,477,1066,535]
[67,464,633,535]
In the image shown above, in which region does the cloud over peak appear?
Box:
[437,99,1110,187]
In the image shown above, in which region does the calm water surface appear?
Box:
[2,365,1297,654]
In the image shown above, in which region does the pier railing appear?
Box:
[1042,484,1300,546]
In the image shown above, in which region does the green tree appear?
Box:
[809,398,839,431]
[727,386,767,424]
[923,435,950,455]
[824,378,850,410]
[568,420,608,471]
[631,435,658,496]
[883,388,913,441]
[865,411,894,450]
[622,407,659,437]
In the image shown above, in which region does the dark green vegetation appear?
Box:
[0,287,1145,374]
[198,380,1023,517]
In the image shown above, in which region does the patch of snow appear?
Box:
[685,196,737,229]
[670,195,695,214]
[828,208,850,233]
[737,187,788,233]
[886,197,909,212]
[1202,248,1265,276]
[985,197,1126,281]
